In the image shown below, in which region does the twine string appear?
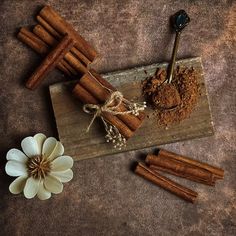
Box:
[83,91,134,132]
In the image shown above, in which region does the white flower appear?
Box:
[5,133,74,200]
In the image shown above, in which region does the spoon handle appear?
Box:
[167,10,190,84]
[167,31,181,84]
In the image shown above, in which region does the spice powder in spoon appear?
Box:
[142,66,201,126]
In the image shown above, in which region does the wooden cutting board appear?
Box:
[49,57,214,161]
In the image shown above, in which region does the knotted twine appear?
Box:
[83,72,146,149]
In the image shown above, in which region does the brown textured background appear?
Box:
[0,0,235,235]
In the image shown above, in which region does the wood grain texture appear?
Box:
[50,57,214,161]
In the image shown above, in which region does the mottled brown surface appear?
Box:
[0,1,235,235]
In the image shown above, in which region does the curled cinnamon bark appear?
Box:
[135,163,198,203]
[26,34,74,90]
[159,149,223,179]
[18,27,49,55]
[38,5,98,62]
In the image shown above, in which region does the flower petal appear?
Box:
[47,141,64,161]
[34,133,46,155]
[42,137,57,158]
[44,175,63,194]
[51,156,74,172]
[51,169,73,183]
[6,148,28,163]
[9,175,28,194]
[37,180,51,200]
[5,161,28,177]
[23,177,40,199]
[21,136,40,157]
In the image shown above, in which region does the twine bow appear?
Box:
[83,91,129,132]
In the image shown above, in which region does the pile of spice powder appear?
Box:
[142,66,201,126]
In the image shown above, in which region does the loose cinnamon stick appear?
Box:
[36,15,61,38]
[60,59,77,76]
[26,34,74,90]
[89,69,117,91]
[17,28,75,76]
[135,163,198,203]
[147,149,224,180]
[39,5,98,62]
[73,83,98,104]
[79,72,145,131]
[149,162,215,186]
[18,27,49,55]
[37,15,91,66]
[33,24,57,45]
[33,24,87,74]
[73,83,133,139]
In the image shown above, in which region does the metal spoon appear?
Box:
[167,9,190,84]
[153,10,190,109]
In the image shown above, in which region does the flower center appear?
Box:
[27,155,51,179]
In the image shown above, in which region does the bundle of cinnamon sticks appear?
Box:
[73,71,145,139]
[135,149,224,203]
[17,5,145,143]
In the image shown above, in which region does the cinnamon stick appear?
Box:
[38,5,98,62]
[149,163,215,186]
[89,69,117,91]
[17,27,75,76]
[37,15,91,66]
[18,27,49,55]
[79,72,145,131]
[36,15,61,38]
[148,149,224,180]
[26,34,74,90]
[135,163,198,203]
[33,24,87,74]
[73,83,133,139]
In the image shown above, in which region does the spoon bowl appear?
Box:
[152,83,181,109]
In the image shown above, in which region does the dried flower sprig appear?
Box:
[104,119,127,149]
[125,101,147,116]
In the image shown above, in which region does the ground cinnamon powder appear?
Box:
[142,66,201,126]
[152,83,181,109]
